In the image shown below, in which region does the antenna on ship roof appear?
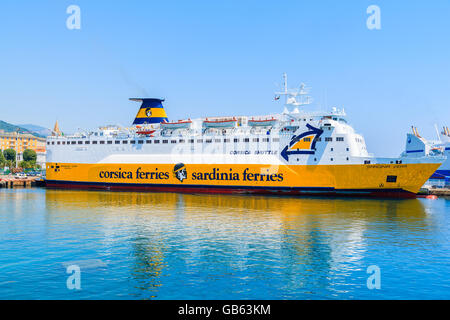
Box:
[411,126,421,138]
[444,126,450,136]
[274,73,312,113]
[435,124,441,142]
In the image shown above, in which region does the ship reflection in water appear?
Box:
[0,189,449,299]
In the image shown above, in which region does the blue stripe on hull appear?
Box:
[431,170,450,179]
[133,117,168,124]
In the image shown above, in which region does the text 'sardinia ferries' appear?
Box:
[45,74,444,198]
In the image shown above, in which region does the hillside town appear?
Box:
[0,120,57,178]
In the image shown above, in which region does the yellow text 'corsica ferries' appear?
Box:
[45,74,444,198]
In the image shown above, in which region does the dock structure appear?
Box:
[426,188,450,197]
[419,186,450,197]
[0,176,44,188]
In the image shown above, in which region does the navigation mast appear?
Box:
[275,73,312,113]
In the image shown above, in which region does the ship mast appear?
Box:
[275,73,312,113]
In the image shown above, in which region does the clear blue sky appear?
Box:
[0,0,449,156]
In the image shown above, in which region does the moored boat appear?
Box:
[402,126,450,179]
[45,74,444,198]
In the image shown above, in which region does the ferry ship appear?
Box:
[45,74,443,198]
[402,126,450,179]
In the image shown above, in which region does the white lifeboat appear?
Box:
[203,118,237,128]
[248,117,278,127]
[160,119,192,129]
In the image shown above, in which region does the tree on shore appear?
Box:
[3,148,16,162]
[19,149,38,169]
[0,152,5,168]
[19,160,32,169]
[23,149,37,162]
[5,159,15,169]
[3,149,16,169]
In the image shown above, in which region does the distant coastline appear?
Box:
[0,120,50,138]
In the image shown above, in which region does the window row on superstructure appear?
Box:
[48,135,348,146]
[48,137,282,145]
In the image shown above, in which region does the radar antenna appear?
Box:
[274,73,312,112]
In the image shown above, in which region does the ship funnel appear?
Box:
[130,98,168,125]
[404,132,426,157]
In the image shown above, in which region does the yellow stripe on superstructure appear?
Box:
[136,107,168,119]
[290,134,316,150]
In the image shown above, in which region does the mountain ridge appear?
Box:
[0,120,49,138]
[17,124,52,137]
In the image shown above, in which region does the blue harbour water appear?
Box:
[0,188,449,299]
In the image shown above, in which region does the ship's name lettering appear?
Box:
[366,164,391,169]
[230,151,251,155]
[99,167,284,182]
[192,168,283,182]
[99,167,169,180]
